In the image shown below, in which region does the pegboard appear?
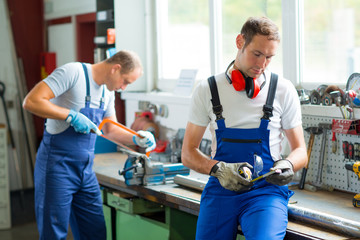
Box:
[302,115,359,194]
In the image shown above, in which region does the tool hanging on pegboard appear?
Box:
[299,126,323,190]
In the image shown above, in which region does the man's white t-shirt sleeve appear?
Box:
[188,80,211,127]
[43,63,78,97]
[280,79,302,130]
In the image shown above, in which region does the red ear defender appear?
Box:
[231,69,260,99]
[252,79,260,98]
[231,70,246,91]
[245,77,260,99]
[225,60,263,99]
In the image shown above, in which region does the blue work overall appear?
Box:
[34,63,106,240]
[196,74,293,240]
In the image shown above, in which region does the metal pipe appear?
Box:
[288,205,360,238]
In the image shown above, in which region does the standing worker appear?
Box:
[181,17,307,240]
[23,50,156,240]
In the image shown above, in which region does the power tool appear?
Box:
[345,161,360,207]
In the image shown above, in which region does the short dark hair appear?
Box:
[105,50,142,74]
[241,16,280,49]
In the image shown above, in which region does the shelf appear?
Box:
[96,9,114,22]
[95,0,114,61]
[121,91,191,105]
[301,104,360,119]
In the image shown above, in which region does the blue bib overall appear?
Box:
[196,74,293,240]
[34,63,106,240]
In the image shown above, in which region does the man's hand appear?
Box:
[266,159,294,186]
[66,109,102,135]
[133,130,156,152]
[210,161,254,191]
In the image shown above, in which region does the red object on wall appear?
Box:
[332,119,360,135]
[40,52,56,80]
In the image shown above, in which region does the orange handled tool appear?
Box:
[98,119,141,137]
[98,119,150,157]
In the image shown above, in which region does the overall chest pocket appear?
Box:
[219,137,263,165]
[222,138,262,144]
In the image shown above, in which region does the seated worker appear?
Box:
[181,17,307,240]
[23,50,156,240]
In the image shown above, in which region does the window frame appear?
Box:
[153,0,305,92]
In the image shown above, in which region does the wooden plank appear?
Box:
[17,59,37,174]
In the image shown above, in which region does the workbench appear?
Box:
[94,152,360,240]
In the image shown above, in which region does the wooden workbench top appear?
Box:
[94,152,359,239]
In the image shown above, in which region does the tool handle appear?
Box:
[0,81,5,96]
[119,164,139,175]
[98,119,141,137]
[332,140,337,153]
[299,168,307,189]
[306,135,315,168]
[98,119,151,157]
[343,141,349,158]
[349,143,354,159]
[250,169,280,183]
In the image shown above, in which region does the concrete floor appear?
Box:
[0,221,39,240]
[0,189,74,240]
[0,221,74,240]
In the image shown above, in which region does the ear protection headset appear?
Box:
[225,60,265,99]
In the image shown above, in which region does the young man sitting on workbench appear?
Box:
[23,50,156,240]
[182,17,307,240]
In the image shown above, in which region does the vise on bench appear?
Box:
[119,151,190,186]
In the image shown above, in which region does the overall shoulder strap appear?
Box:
[81,62,91,107]
[261,73,278,121]
[208,76,224,122]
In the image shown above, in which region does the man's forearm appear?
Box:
[23,98,69,120]
[286,147,308,172]
[181,147,218,175]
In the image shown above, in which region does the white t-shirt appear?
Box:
[43,62,116,134]
[188,69,302,160]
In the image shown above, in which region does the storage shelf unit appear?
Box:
[0,125,10,229]
[94,0,115,62]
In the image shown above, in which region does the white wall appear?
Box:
[48,22,76,66]
[114,0,156,92]
[122,92,212,141]
[44,0,96,20]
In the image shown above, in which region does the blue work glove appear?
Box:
[210,161,254,192]
[66,109,102,135]
[132,130,156,152]
[266,159,294,186]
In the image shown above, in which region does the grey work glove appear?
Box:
[266,159,294,186]
[210,161,254,192]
